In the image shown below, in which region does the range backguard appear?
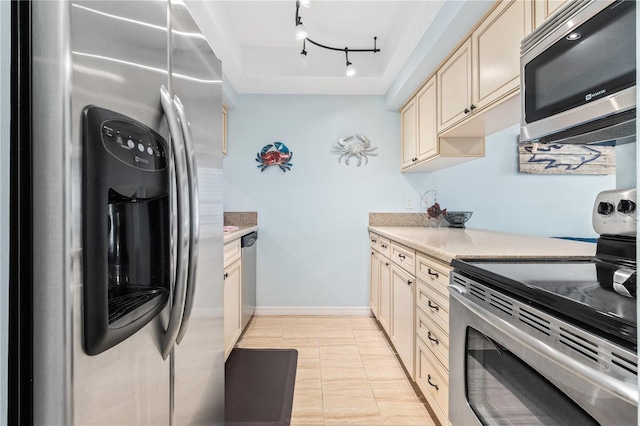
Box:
[83,106,170,355]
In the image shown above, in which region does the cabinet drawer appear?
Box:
[416,336,449,426]
[416,253,450,290]
[390,241,415,273]
[224,239,241,267]
[416,306,449,370]
[369,232,380,250]
[416,280,449,335]
[378,237,391,257]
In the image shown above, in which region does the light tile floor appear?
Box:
[235,315,438,426]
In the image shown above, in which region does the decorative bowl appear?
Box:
[443,211,473,228]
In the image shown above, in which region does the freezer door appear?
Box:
[31,1,172,424]
[169,2,225,425]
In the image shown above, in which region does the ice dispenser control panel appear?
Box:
[101,120,167,170]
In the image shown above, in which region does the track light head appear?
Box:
[295,21,307,40]
[345,61,357,77]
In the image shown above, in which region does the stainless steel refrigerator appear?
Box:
[9,1,224,424]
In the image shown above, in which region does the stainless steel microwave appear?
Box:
[520,0,636,145]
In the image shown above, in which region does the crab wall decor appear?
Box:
[256,142,293,172]
[330,133,378,166]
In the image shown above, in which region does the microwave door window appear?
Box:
[465,328,599,426]
[524,1,636,123]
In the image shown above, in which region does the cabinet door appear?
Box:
[224,259,241,360]
[437,38,472,132]
[379,258,392,335]
[390,264,415,378]
[400,97,417,169]
[472,0,532,111]
[534,0,568,29]
[416,76,438,161]
[370,250,381,317]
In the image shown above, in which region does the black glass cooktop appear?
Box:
[452,258,637,350]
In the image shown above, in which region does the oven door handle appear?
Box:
[448,286,639,406]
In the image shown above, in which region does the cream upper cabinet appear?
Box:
[534,0,568,29]
[472,0,532,112]
[416,76,438,161]
[401,77,438,170]
[400,97,418,169]
[437,38,472,133]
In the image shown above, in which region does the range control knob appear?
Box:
[617,199,637,215]
[597,201,615,216]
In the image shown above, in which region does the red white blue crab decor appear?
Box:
[256,142,293,172]
[331,133,378,166]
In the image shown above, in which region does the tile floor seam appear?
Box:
[236,315,437,426]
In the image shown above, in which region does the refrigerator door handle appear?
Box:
[173,95,200,345]
[160,85,190,360]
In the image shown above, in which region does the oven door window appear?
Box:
[465,327,599,426]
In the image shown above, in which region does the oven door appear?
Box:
[448,283,637,426]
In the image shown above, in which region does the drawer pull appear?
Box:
[380,243,388,249]
[385,262,390,266]
[427,331,439,345]
[371,238,377,243]
[427,268,439,278]
[427,374,439,391]
[407,280,413,286]
[223,272,229,279]
[398,253,406,260]
[427,300,440,311]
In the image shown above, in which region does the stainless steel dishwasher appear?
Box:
[241,231,257,329]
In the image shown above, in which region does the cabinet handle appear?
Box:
[427,268,439,278]
[470,104,476,110]
[385,262,390,266]
[381,243,388,249]
[427,300,439,311]
[223,272,229,279]
[372,238,377,243]
[372,251,375,255]
[407,280,413,285]
[398,253,406,260]
[427,374,439,391]
[464,107,470,114]
[427,331,439,345]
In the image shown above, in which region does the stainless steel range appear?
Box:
[448,188,637,425]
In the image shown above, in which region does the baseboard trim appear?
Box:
[253,306,372,316]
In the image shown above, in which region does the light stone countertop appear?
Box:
[223,225,259,244]
[368,226,596,264]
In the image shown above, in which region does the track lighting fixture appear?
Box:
[345,49,356,77]
[294,0,379,77]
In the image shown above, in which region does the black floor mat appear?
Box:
[225,348,298,426]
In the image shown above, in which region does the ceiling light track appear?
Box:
[294,0,380,77]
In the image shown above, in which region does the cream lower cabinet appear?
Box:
[390,263,415,379]
[370,250,381,317]
[224,258,242,360]
[224,238,242,360]
[369,233,392,335]
[415,253,452,426]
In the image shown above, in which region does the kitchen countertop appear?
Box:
[368,226,596,264]
[224,225,259,244]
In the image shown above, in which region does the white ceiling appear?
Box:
[187,0,449,96]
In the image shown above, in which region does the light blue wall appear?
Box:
[223,95,615,308]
